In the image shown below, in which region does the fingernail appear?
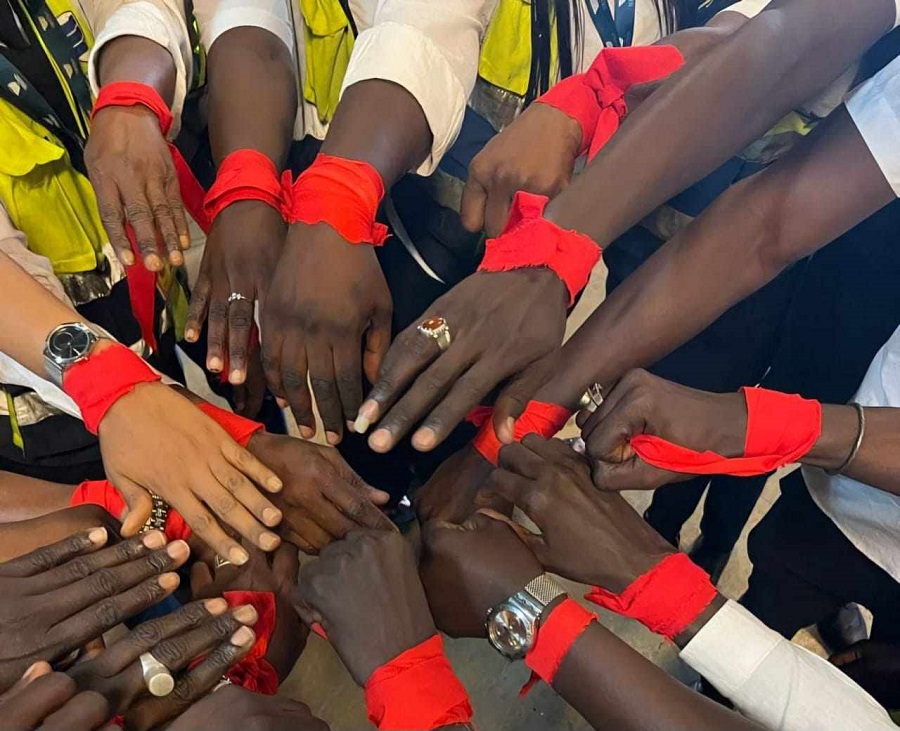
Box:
[23,662,48,683]
[503,417,515,437]
[355,401,378,432]
[158,572,180,590]
[276,397,288,409]
[205,598,228,614]
[233,605,258,624]
[208,357,223,372]
[88,527,107,545]
[262,508,282,526]
[229,546,250,565]
[170,251,184,266]
[142,530,166,549]
[122,251,134,266]
[166,540,189,560]
[185,328,198,343]
[266,476,283,492]
[346,420,356,433]
[353,415,370,434]
[299,426,315,439]
[231,626,255,647]
[229,369,245,385]
[260,532,280,550]
[326,431,340,446]
[369,429,391,452]
[146,255,162,272]
[412,427,436,451]
[179,233,191,250]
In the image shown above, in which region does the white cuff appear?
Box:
[200,4,294,56]
[717,0,772,19]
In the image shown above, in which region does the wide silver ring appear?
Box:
[417,316,451,352]
[579,383,604,413]
[140,652,174,697]
[227,292,250,305]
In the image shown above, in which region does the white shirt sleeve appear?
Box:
[717,0,771,19]
[680,600,895,731]
[82,0,194,137]
[340,0,501,176]
[192,0,294,56]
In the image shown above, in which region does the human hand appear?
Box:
[85,105,189,271]
[831,640,900,709]
[68,598,256,715]
[579,369,747,491]
[419,512,542,638]
[413,444,497,524]
[359,269,567,454]
[461,103,582,237]
[0,529,189,691]
[247,433,393,554]
[184,201,286,385]
[477,434,674,592]
[165,684,329,731]
[294,530,434,686]
[261,222,392,444]
[98,381,284,563]
[0,664,109,731]
[0,506,121,561]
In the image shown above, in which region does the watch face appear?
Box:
[48,325,92,362]
[487,607,534,658]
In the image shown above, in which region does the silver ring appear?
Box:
[579,383,604,413]
[417,316,451,352]
[213,554,233,570]
[227,292,250,305]
[140,652,174,697]
[212,676,234,693]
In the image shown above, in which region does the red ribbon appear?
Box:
[473,400,572,466]
[62,344,161,434]
[536,46,684,159]
[222,591,279,695]
[364,635,472,730]
[283,154,389,245]
[585,553,717,641]
[203,149,289,223]
[521,598,594,695]
[631,387,822,477]
[91,82,212,352]
[478,192,600,306]
[69,479,192,541]
[196,401,264,447]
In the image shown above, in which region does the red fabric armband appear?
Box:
[62,344,161,435]
[284,154,389,245]
[631,387,823,477]
[585,553,717,641]
[222,591,279,694]
[522,599,594,694]
[70,480,192,541]
[479,192,600,306]
[364,635,472,730]
[204,149,289,223]
[473,400,572,466]
[196,401,264,447]
[535,74,601,157]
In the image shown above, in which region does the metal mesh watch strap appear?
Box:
[524,574,567,607]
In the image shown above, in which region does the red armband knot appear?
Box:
[70,480,192,541]
[62,344,161,435]
[222,591,279,694]
[204,149,289,223]
[472,400,572,466]
[283,154,389,245]
[631,387,822,477]
[585,553,717,641]
[91,82,212,352]
[364,635,472,730]
[521,598,594,695]
[196,401,264,447]
[479,192,600,306]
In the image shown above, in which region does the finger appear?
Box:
[271,543,300,594]
[184,272,211,345]
[147,608,251,673]
[206,288,229,374]
[189,561,214,596]
[260,330,286,399]
[220,438,283,494]
[292,492,355,539]
[830,647,863,668]
[459,175,488,233]
[227,298,255,385]
[322,481,395,533]
[280,516,332,554]
[363,307,392,386]
[496,440,546,480]
[590,457,678,492]
[0,529,108,579]
[333,340,364,431]
[492,357,553,444]
[123,190,164,272]
[112,475,154,537]
[167,492,249,567]
[308,344,343,445]
[145,179,182,266]
[478,467,540,513]
[206,462,282,552]
[484,188,514,238]
[290,594,323,628]
[282,341,315,439]
[519,433,586,472]
[164,168,192,251]
[38,690,110,731]
[3,662,53,701]
[368,351,469,454]
[474,508,549,560]
[93,183,135,266]
[5,674,76,730]
[281,528,319,556]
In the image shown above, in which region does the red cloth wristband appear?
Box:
[473,400,572,466]
[364,635,472,730]
[62,344,161,435]
[70,479,192,541]
[196,401,264,447]
[204,149,289,223]
[284,154,388,245]
[535,73,600,157]
[631,387,823,477]
[522,598,594,694]
[222,591,279,694]
[585,553,717,641]
[478,191,600,306]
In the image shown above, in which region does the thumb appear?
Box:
[459,175,488,233]
[363,309,392,385]
[493,357,554,444]
[272,543,300,593]
[112,476,153,537]
[472,509,548,560]
[590,457,678,492]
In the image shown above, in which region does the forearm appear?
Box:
[95,36,177,106]
[545,0,896,246]
[321,80,432,185]
[0,473,72,523]
[206,27,296,166]
[537,108,895,408]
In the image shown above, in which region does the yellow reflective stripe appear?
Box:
[6,392,23,450]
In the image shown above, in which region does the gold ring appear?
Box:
[417,316,451,352]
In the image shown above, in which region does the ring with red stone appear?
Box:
[417,316,452,352]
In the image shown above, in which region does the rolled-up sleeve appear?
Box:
[192,0,294,57]
[341,0,500,175]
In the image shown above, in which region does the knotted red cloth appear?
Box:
[585,553,717,641]
[521,598,594,695]
[196,401,264,447]
[91,82,212,352]
[478,191,600,306]
[69,479,192,541]
[472,400,572,466]
[62,344,161,434]
[536,46,684,159]
[364,635,472,730]
[284,154,389,245]
[222,591,279,695]
[203,149,289,223]
[631,387,823,477]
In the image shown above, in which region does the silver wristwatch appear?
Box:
[486,574,567,659]
[43,322,104,388]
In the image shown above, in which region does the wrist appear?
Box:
[674,593,726,649]
[804,404,859,471]
[704,392,748,457]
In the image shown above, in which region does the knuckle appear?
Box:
[62,556,94,582]
[214,493,238,516]
[93,596,125,628]
[131,620,165,647]
[97,204,124,226]
[116,539,145,562]
[283,369,306,393]
[145,550,174,573]
[152,637,192,668]
[124,203,152,224]
[88,568,122,597]
[208,301,229,323]
[189,511,214,536]
[172,675,199,702]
